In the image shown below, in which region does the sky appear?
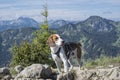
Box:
[0,0,120,21]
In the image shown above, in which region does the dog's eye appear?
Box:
[55,37,58,40]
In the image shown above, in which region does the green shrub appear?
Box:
[10,4,55,67]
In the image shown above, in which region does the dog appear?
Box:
[47,34,82,73]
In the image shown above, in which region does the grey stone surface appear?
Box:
[0,67,12,80]
[15,64,53,79]
[15,65,24,73]
[57,72,75,80]
[2,64,118,80]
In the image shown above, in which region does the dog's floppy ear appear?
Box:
[46,36,53,46]
[46,36,56,47]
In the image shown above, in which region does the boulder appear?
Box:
[57,71,75,80]
[3,75,12,80]
[0,67,12,79]
[0,67,10,75]
[75,66,120,80]
[14,78,50,80]
[109,67,120,79]
[76,70,97,80]
[43,64,53,78]
[15,65,24,73]
[15,64,53,79]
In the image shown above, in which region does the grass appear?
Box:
[10,67,18,76]
[84,56,120,68]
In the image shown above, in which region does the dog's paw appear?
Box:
[69,66,73,71]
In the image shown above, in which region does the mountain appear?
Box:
[0,17,39,31]
[57,16,120,59]
[0,17,70,31]
[82,16,114,32]
[0,27,37,66]
[49,20,69,29]
[0,16,120,67]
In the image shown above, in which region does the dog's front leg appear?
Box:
[60,52,68,73]
[68,58,73,71]
[63,60,68,72]
[52,54,62,73]
[54,60,62,73]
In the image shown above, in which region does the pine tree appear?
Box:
[10,3,55,67]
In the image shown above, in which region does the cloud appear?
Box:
[48,9,92,20]
[88,0,120,5]
[0,0,120,21]
[103,11,112,14]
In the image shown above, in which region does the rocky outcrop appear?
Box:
[57,71,75,80]
[75,66,120,80]
[14,65,24,73]
[0,67,12,80]
[0,64,120,80]
[15,64,53,79]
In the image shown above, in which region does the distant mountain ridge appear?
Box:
[0,17,39,31]
[58,16,120,59]
[0,17,73,31]
[0,16,120,67]
[49,20,70,29]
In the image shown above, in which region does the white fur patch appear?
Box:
[55,34,63,46]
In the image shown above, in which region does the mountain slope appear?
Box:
[49,20,69,29]
[0,16,120,67]
[0,27,37,66]
[0,17,70,31]
[0,17,39,31]
[57,16,120,59]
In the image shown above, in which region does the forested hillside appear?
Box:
[0,16,120,67]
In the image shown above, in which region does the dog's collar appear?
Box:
[54,47,61,58]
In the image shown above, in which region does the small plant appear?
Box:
[84,55,120,68]
[10,67,18,76]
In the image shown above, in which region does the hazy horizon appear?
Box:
[0,0,120,21]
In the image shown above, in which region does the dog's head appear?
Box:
[47,34,64,47]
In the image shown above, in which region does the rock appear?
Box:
[3,75,12,80]
[81,70,96,80]
[3,65,120,80]
[96,69,110,77]
[14,78,45,80]
[15,65,24,73]
[109,67,120,79]
[87,72,97,79]
[0,67,12,79]
[108,65,114,68]
[15,64,52,79]
[57,71,75,80]
[57,73,63,80]
[46,79,53,80]
[96,66,104,69]
[0,67,10,75]
[43,64,53,78]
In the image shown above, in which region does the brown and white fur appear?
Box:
[47,34,82,73]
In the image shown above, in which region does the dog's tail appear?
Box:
[77,42,83,55]
[78,42,87,56]
[76,42,82,59]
